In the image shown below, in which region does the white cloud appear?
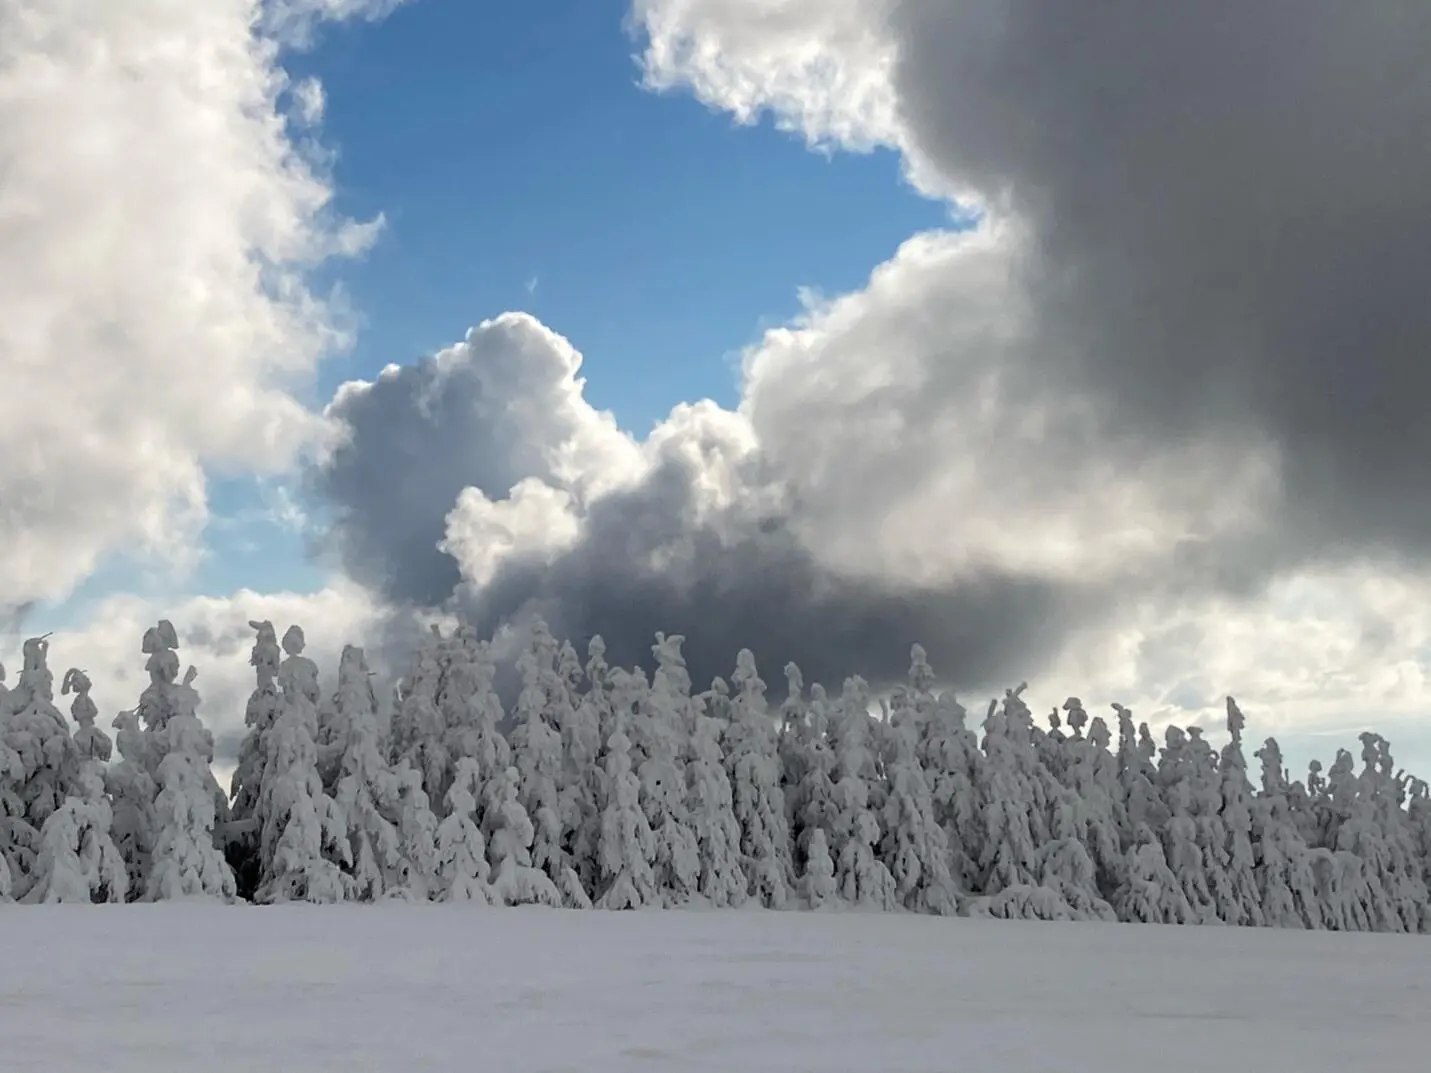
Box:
[634,0,900,152]
[1022,564,1431,781]
[262,0,414,45]
[737,226,1274,588]
[442,478,583,590]
[0,0,386,612]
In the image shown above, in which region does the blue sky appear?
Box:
[34,0,945,628]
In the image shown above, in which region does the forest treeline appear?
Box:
[1,617,1428,931]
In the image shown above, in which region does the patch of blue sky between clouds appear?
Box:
[288,0,953,433]
[31,0,954,633]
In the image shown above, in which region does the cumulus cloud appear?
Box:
[300,0,1431,767]
[312,313,641,604]
[0,0,392,615]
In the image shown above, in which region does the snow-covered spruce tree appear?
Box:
[1057,709,1125,900]
[685,679,747,907]
[1000,684,1057,842]
[1217,699,1266,926]
[1362,734,1429,932]
[723,649,793,908]
[637,633,700,905]
[23,670,127,904]
[389,762,441,901]
[25,761,128,904]
[1330,733,1422,932]
[1156,726,1218,923]
[973,696,1042,898]
[1115,704,1168,847]
[317,644,379,797]
[442,633,510,823]
[1408,778,1431,909]
[428,624,481,810]
[559,637,607,897]
[968,688,1089,921]
[1309,749,1378,931]
[919,688,982,891]
[880,701,958,914]
[4,636,81,847]
[435,757,495,903]
[1038,705,1071,786]
[801,827,838,909]
[1252,736,1325,928]
[777,661,810,809]
[1179,724,1238,924]
[787,679,838,893]
[135,621,181,741]
[484,766,563,907]
[1114,822,1197,924]
[145,666,236,901]
[828,676,896,910]
[133,621,231,834]
[255,627,352,904]
[1033,789,1118,921]
[510,621,588,906]
[226,620,284,898]
[0,661,21,899]
[106,709,157,900]
[331,645,439,901]
[389,627,450,817]
[64,670,112,764]
[594,703,659,909]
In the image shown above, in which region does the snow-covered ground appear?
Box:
[1,907,1427,1072]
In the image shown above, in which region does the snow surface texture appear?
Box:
[0,904,1426,1073]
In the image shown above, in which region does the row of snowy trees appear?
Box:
[2,618,1429,930]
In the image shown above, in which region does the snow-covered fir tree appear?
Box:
[1252,736,1324,928]
[594,706,658,910]
[919,688,982,890]
[828,676,896,910]
[1218,699,1267,927]
[722,650,793,908]
[881,696,958,915]
[435,757,495,904]
[331,644,438,901]
[318,644,379,796]
[226,620,284,898]
[255,627,352,904]
[685,676,747,907]
[637,633,701,905]
[389,627,450,819]
[23,669,126,904]
[559,637,607,897]
[144,665,236,901]
[106,708,157,901]
[3,636,81,847]
[510,621,588,906]
[484,766,562,907]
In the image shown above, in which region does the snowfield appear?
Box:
[1,906,1427,1073]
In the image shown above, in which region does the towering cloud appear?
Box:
[639,0,1431,570]
[310,2,1431,705]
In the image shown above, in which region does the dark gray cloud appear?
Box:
[462,448,1104,694]
[889,0,1431,565]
